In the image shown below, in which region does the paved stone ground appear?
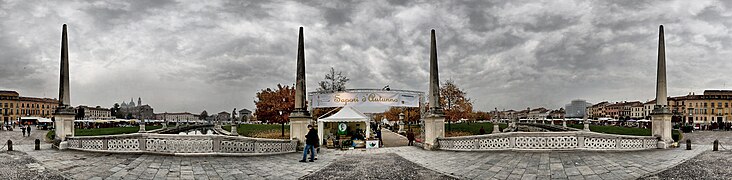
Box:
[381,129,408,147]
[682,130,732,145]
[0,127,724,180]
[396,146,710,180]
[302,153,457,180]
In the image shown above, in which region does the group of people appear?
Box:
[21,124,32,137]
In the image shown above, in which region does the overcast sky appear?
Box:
[1,0,731,114]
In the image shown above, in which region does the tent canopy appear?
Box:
[318,106,369,122]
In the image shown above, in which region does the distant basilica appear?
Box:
[118,97,154,119]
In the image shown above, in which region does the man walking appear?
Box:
[26,125,31,136]
[22,124,26,137]
[300,125,318,162]
[407,129,415,146]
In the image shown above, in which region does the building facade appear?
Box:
[76,105,112,120]
[238,109,252,122]
[155,112,197,122]
[668,90,732,125]
[0,90,59,124]
[565,99,591,118]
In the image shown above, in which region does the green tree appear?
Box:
[200,110,208,120]
[317,67,349,92]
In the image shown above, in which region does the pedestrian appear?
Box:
[376,128,383,147]
[26,125,31,136]
[407,129,415,146]
[300,125,317,162]
[22,125,26,137]
[479,126,486,135]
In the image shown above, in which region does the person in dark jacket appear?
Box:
[300,125,318,162]
[26,125,31,136]
[479,126,486,135]
[407,129,415,146]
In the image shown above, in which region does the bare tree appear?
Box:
[317,67,349,92]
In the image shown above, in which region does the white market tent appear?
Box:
[317,106,371,145]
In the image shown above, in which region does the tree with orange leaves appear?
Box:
[254,84,296,137]
[440,80,473,130]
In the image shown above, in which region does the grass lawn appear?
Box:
[223,124,289,137]
[446,122,509,135]
[568,124,682,141]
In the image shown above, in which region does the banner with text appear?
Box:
[309,91,421,108]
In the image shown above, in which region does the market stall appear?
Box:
[317,106,371,148]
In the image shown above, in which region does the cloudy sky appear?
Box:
[1,0,731,114]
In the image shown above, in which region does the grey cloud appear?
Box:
[1,0,730,113]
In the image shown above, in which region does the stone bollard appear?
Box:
[686,139,691,150]
[713,140,719,151]
[6,140,12,151]
[492,124,500,134]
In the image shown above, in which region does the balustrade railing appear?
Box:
[438,131,658,151]
[66,133,297,156]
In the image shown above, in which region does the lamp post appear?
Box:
[398,112,405,133]
[279,110,284,137]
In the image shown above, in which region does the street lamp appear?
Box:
[398,112,405,133]
[279,110,284,137]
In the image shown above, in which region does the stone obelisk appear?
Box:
[651,25,673,147]
[289,27,312,146]
[422,29,445,150]
[53,24,76,145]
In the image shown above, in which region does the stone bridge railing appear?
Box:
[438,131,659,151]
[66,133,297,156]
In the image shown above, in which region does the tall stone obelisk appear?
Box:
[289,27,312,146]
[651,25,673,147]
[53,24,76,145]
[422,29,445,150]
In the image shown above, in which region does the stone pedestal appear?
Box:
[138,123,146,133]
[231,124,238,136]
[398,122,405,134]
[652,112,673,144]
[58,141,68,150]
[562,120,567,127]
[423,114,445,150]
[289,111,311,146]
[492,124,500,134]
[53,106,75,141]
[162,122,167,128]
[583,121,590,131]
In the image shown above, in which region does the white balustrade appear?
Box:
[438,131,659,151]
[66,133,297,156]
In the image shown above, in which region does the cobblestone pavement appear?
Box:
[642,150,732,180]
[0,151,67,180]
[302,153,457,180]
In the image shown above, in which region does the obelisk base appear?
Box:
[289,111,311,148]
[652,112,673,148]
[492,124,500,134]
[422,114,445,150]
[53,106,75,141]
